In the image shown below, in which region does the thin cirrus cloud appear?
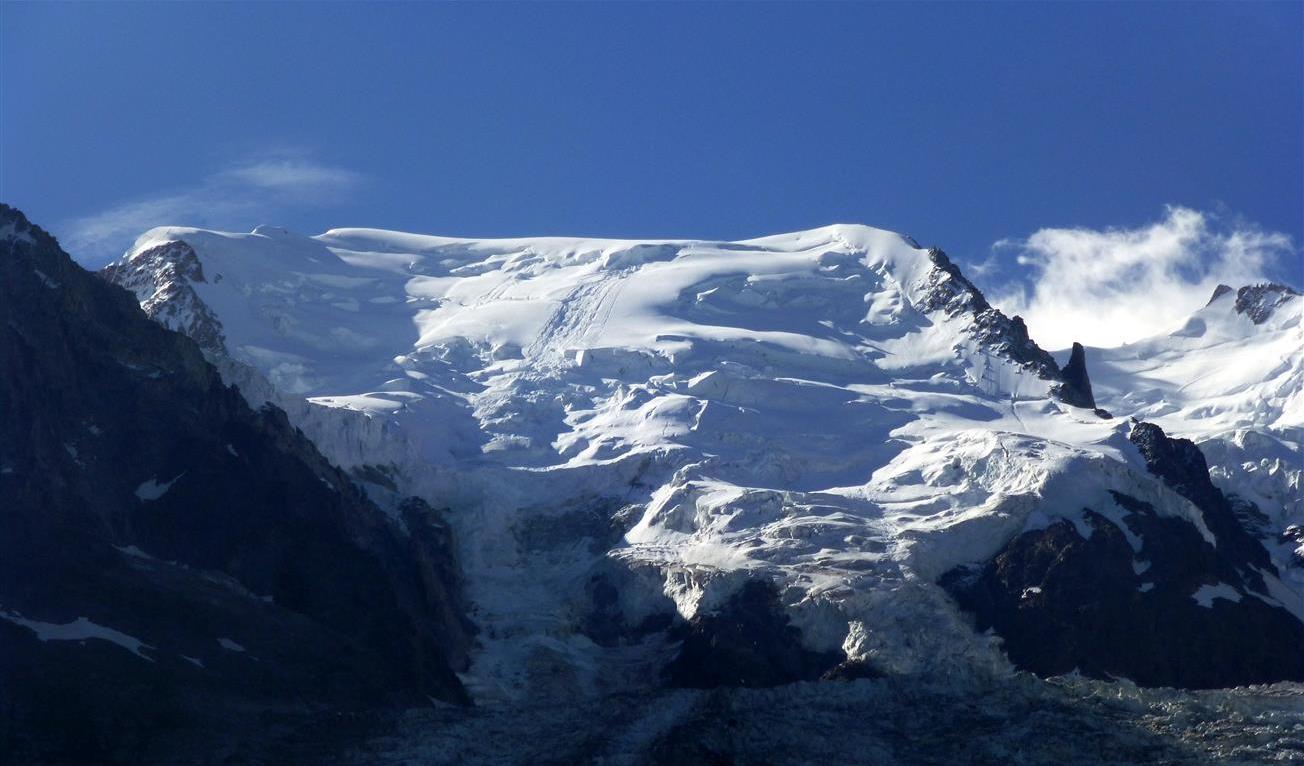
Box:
[213,159,364,194]
[62,155,364,265]
[989,206,1296,350]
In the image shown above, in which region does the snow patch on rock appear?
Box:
[1,609,154,661]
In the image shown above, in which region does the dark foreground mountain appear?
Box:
[0,205,471,764]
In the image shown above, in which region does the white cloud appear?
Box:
[990,206,1296,349]
[62,154,363,264]
[214,159,362,195]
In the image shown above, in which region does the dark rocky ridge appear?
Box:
[1058,342,1097,410]
[1206,283,1235,305]
[663,580,844,688]
[923,248,1102,412]
[0,205,472,763]
[1127,421,1276,583]
[1232,282,1300,325]
[101,240,228,354]
[942,420,1304,689]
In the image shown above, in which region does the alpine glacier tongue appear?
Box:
[104,223,1304,696]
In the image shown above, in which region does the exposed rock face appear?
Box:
[1206,283,1235,305]
[942,421,1304,689]
[664,580,841,688]
[398,497,478,671]
[1057,342,1097,410]
[922,249,1062,381]
[922,248,1106,411]
[101,240,228,354]
[1233,282,1301,325]
[0,205,471,763]
[1127,421,1275,580]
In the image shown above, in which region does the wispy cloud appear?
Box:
[62,153,364,264]
[214,159,363,196]
[990,206,1296,350]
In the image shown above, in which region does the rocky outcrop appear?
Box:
[1232,282,1300,325]
[942,421,1304,689]
[921,249,1061,380]
[921,248,1106,414]
[399,497,477,670]
[0,205,471,763]
[664,580,841,688]
[1128,421,1275,581]
[1057,342,1097,410]
[101,240,228,354]
[1206,283,1235,305]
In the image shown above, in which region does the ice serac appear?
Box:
[102,219,1303,697]
[0,205,470,762]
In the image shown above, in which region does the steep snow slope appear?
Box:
[104,224,1302,698]
[1091,283,1301,438]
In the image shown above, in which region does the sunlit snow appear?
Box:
[109,222,1304,702]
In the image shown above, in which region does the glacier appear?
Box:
[103,221,1304,708]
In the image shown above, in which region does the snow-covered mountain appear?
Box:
[103,221,1304,698]
[1092,283,1302,555]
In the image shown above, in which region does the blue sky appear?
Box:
[2,2,1300,344]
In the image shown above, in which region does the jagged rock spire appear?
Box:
[1057,341,1096,410]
